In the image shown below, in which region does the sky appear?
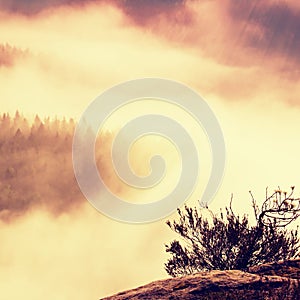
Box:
[1,0,300,299]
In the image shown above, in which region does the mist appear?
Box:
[1,1,300,299]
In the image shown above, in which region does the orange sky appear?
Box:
[1,1,300,299]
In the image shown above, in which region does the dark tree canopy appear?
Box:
[165,187,300,277]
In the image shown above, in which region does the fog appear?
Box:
[0,1,300,299]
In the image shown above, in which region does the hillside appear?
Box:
[101,259,300,300]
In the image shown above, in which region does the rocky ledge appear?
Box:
[101,259,300,300]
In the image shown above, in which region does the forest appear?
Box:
[0,111,107,221]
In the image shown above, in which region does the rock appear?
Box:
[248,259,300,279]
[101,260,300,300]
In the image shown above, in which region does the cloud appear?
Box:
[226,0,300,65]
[0,1,299,113]
[116,0,186,25]
[0,0,95,15]
[2,0,300,73]
[0,0,185,19]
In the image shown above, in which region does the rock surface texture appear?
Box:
[101,259,300,300]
